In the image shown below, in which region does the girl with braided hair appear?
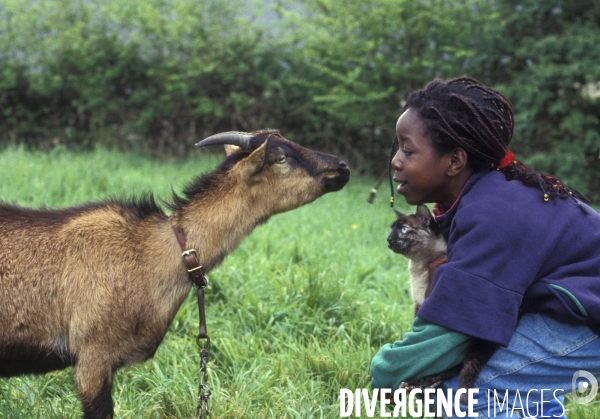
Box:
[370,77,600,418]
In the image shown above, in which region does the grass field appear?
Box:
[0,146,598,418]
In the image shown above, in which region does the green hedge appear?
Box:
[0,0,291,150]
[0,0,598,201]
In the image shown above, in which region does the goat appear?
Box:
[0,129,350,419]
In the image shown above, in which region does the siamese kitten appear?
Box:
[387,204,446,315]
[387,205,497,394]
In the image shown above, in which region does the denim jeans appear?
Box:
[440,313,600,418]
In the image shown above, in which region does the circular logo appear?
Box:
[572,370,598,404]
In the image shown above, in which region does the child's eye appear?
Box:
[402,148,413,156]
[400,226,409,234]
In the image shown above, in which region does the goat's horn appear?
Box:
[195,131,253,149]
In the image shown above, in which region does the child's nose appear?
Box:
[391,151,403,170]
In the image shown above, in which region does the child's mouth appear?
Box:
[397,181,408,193]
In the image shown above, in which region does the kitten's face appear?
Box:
[387,205,441,258]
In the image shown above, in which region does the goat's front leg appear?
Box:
[73,352,115,419]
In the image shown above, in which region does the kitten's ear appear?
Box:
[428,218,441,235]
[415,205,432,224]
[393,209,404,218]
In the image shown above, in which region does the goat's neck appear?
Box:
[171,184,269,273]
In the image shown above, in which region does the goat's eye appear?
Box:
[275,155,287,164]
[400,226,409,234]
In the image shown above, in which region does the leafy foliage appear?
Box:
[0,0,281,152]
[0,0,598,201]
[487,0,600,201]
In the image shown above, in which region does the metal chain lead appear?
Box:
[175,235,213,418]
[196,343,211,418]
[195,284,211,418]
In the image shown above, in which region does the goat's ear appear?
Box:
[415,204,432,224]
[224,144,241,156]
[239,137,270,181]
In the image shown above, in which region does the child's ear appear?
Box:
[447,148,469,177]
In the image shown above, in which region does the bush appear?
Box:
[0,0,289,154]
[0,0,598,202]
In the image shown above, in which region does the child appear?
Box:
[370,77,600,418]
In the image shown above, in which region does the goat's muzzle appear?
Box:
[322,160,350,192]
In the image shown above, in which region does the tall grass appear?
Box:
[0,146,597,418]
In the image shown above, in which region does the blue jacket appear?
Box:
[418,170,600,346]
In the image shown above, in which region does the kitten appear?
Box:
[387,204,446,316]
[387,205,497,395]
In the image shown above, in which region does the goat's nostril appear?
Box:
[337,160,348,169]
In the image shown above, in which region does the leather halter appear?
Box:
[172,226,208,288]
[172,225,211,416]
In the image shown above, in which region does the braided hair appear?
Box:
[391,77,588,203]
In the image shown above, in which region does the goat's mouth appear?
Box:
[322,168,350,192]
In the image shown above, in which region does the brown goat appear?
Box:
[0,130,350,419]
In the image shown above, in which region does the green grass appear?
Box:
[0,146,598,418]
